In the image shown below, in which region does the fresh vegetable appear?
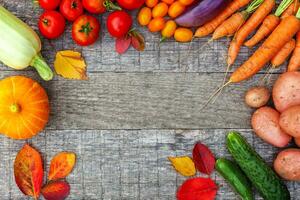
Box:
[273,71,300,112]
[175,0,229,28]
[178,0,194,6]
[48,152,76,180]
[138,7,152,26]
[0,6,53,80]
[39,0,61,10]
[245,86,270,108]
[177,177,218,200]
[251,106,291,147]
[227,0,275,66]
[82,0,106,14]
[0,76,50,139]
[274,148,300,181]
[168,156,196,177]
[117,0,145,10]
[146,0,158,7]
[148,17,165,32]
[38,11,66,39]
[60,0,84,21]
[245,0,294,47]
[174,27,193,42]
[161,20,177,40]
[213,0,264,40]
[226,131,290,200]
[192,142,215,175]
[152,2,168,18]
[107,10,133,38]
[168,1,185,18]
[41,181,70,200]
[72,15,100,46]
[194,0,251,38]
[279,105,300,137]
[271,39,296,67]
[281,0,300,18]
[295,137,300,146]
[288,31,300,71]
[162,0,174,4]
[229,15,300,83]
[216,158,253,200]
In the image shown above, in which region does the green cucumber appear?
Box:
[216,158,254,200]
[226,131,290,200]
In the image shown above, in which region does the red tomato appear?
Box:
[107,11,132,38]
[82,0,106,14]
[38,11,66,39]
[117,0,145,10]
[60,0,84,21]
[39,0,61,10]
[72,15,100,46]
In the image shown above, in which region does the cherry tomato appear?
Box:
[138,7,152,26]
[117,0,145,10]
[82,0,106,14]
[161,20,177,38]
[174,27,193,42]
[161,0,174,4]
[148,17,165,32]
[60,0,84,21]
[145,0,158,8]
[72,15,100,46]
[168,1,185,18]
[39,11,66,39]
[178,0,194,6]
[39,0,61,10]
[107,11,133,38]
[152,2,168,18]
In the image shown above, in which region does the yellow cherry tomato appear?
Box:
[174,28,193,42]
[152,2,168,18]
[162,0,174,5]
[178,0,194,6]
[148,17,166,32]
[138,7,152,26]
[161,20,177,39]
[168,1,185,18]
[146,0,158,8]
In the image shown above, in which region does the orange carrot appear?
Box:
[194,0,251,38]
[282,0,300,18]
[212,0,264,40]
[288,31,300,71]
[227,0,275,66]
[230,15,300,83]
[271,39,296,67]
[245,0,295,47]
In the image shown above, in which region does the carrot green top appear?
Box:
[275,0,294,16]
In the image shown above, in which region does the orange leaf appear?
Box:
[48,152,76,181]
[14,144,43,199]
[168,156,196,177]
[42,180,70,200]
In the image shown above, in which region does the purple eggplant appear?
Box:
[175,0,230,27]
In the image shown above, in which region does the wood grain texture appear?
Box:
[0,130,299,200]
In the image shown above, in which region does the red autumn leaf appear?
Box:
[48,152,76,181]
[177,177,218,200]
[14,144,44,199]
[131,31,145,51]
[115,36,131,54]
[192,142,216,175]
[42,180,70,200]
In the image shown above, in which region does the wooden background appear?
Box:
[0,0,299,199]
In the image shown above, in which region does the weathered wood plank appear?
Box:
[0,71,278,130]
[0,129,298,200]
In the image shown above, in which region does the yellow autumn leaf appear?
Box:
[54,50,87,80]
[168,156,196,177]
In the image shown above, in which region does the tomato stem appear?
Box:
[79,22,94,35]
[104,0,122,11]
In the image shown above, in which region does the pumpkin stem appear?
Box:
[10,103,21,113]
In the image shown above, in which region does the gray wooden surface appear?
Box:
[0,0,299,199]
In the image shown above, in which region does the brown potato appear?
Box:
[273,71,300,112]
[295,137,300,147]
[279,105,300,138]
[245,86,270,108]
[251,106,291,147]
[274,148,300,181]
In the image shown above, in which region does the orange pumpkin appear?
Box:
[0,76,50,139]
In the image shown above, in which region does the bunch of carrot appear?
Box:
[137,0,195,42]
[195,0,300,86]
